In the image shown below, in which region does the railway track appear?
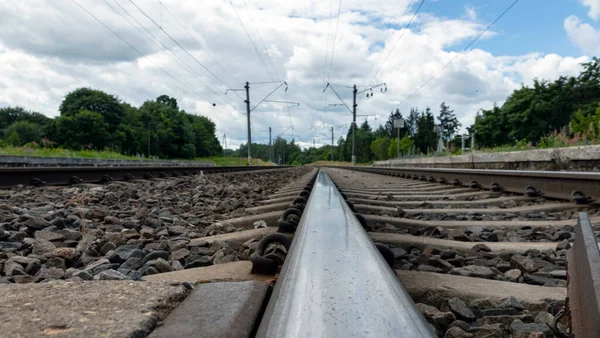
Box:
[0,165,287,188]
[1,165,599,337]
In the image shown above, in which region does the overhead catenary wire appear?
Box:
[105,1,221,99]
[128,0,234,91]
[72,0,206,101]
[399,0,521,105]
[243,0,280,80]
[238,1,293,128]
[327,0,343,81]
[364,0,425,87]
[323,0,335,86]
[324,83,352,114]
[107,0,240,110]
[158,0,240,85]
[229,0,275,81]
[361,0,414,86]
[316,0,336,124]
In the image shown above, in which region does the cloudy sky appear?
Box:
[0,0,599,149]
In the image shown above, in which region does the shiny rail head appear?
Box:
[256,170,434,338]
[566,212,600,337]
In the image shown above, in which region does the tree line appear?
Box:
[0,88,222,159]
[258,57,600,165]
[474,57,600,147]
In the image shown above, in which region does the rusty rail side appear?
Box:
[566,212,600,337]
[336,166,600,201]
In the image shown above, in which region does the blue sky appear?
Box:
[431,0,593,57]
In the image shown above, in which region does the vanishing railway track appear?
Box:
[142,166,600,337]
[1,165,599,337]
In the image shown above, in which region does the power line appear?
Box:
[316,0,336,127]
[129,0,234,91]
[229,0,275,81]
[158,0,240,85]
[107,0,240,109]
[72,0,204,100]
[105,1,210,92]
[243,0,280,80]
[327,0,343,81]
[238,1,292,127]
[365,0,425,87]
[399,0,521,105]
[323,0,334,85]
[362,0,413,86]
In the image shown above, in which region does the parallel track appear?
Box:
[344,166,600,202]
[0,165,289,188]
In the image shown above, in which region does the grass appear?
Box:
[0,146,275,166]
[0,146,139,160]
[308,160,372,166]
[195,156,275,166]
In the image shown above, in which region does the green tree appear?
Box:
[388,138,398,159]
[54,109,110,149]
[6,130,22,146]
[4,121,44,146]
[59,88,124,132]
[399,134,415,153]
[370,136,391,160]
[385,108,406,138]
[438,102,461,146]
[156,95,179,110]
[473,104,511,147]
[414,108,436,154]
[113,103,145,155]
[356,120,374,162]
[406,108,419,137]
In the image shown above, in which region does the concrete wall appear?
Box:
[373,145,600,171]
[0,155,214,168]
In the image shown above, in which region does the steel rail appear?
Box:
[566,212,600,336]
[256,170,433,337]
[0,166,290,189]
[342,166,600,201]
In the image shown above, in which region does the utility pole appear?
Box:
[313,139,316,149]
[331,126,334,162]
[461,134,466,153]
[244,82,251,165]
[435,125,445,153]
[323,82,386,166]
[269,127,272,163]
[351,85,357,166]
[226,81,295,166]
[471,131,476,152]
[394,118,404,158]
[147,123,150,158]
[398,127,400,158]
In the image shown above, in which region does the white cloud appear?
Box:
[0,0,592,149]
[464,5,477,21]
[564,15,600,55]
[581,0,600,20]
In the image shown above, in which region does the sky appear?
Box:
[0,0,599,150]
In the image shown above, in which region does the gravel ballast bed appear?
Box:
[389,242,569,287]
[416,294,565,337]
[0,168,310,283]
